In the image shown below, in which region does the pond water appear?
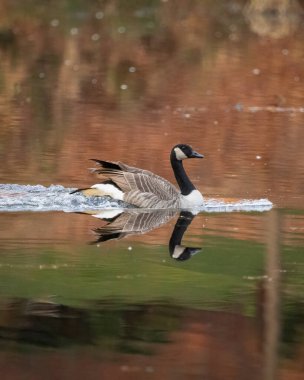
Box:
[0,1,304,379]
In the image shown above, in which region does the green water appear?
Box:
[1,0,304,378]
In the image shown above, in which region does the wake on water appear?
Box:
[0,184,273,213]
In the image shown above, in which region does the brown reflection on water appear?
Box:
[0,301,262,379]
[0,211,276,249]
[263,210,281,380]
[0,210,303,251]
[0,209,303,380]
[0,297,303,380]
[0,3,304,377]
[0,1,303,208]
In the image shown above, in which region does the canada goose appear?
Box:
[169,211,201,261]
[71,144,204,208]
[91,209,177,243]
[86,209,201,261]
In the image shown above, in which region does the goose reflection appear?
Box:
[86,209,201,261]
[169,211,201,261]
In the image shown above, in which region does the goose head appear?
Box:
[173,144,204,161]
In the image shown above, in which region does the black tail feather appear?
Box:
[70,188,89,195]
[91,232,125,244]
[90,159,121,171]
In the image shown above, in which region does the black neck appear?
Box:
[169,211,194,251]
[170,151,196,196]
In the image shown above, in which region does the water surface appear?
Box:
[0,1,304,379]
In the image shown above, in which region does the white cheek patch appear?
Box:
[174,147,187,160]
[172,245,185,259]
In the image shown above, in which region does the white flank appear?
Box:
[174,147,187,160]
[92,209,123,219]
[180,190,204,208]
[92,184,124,200]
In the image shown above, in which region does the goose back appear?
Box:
[93,209,177,242]
[92,160,180,208]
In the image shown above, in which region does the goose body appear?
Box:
[83,208,201,261]
[92,209,177,243]
[72,144,204,209]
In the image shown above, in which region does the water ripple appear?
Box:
[0,184,273,213]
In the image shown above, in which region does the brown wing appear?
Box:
[91,160,180,205]
[93,209,177,242]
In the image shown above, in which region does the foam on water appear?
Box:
[0,184,123,212]
[0,184,273,213]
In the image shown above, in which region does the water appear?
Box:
[0,184,272,212]
[0,1,304,379]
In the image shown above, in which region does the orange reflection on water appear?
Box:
[0,1,303,209]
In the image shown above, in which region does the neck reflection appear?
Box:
[84,209,201,261]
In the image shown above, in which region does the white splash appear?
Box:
[201,197,273,213]
[0,184,125,212]
[0,184,273,213]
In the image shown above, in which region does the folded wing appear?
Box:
[91,160,180,208]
